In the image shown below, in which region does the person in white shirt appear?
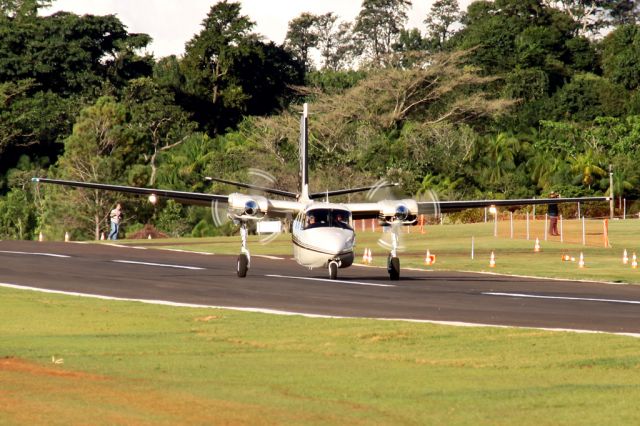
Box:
[108,203,122,240]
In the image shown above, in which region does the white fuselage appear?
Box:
[291,203,356,269]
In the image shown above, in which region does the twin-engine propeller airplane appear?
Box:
[33,104,608,280]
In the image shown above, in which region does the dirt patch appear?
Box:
[0,357,299,425]
[0,357,106,380]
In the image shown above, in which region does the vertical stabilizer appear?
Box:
[299,103,310,201]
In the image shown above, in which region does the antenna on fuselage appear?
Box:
[299,103,310,202]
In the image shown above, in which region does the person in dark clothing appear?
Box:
[548,192,560,236]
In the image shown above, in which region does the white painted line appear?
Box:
[161,248,214,256]
[0,250,70,258]
[255,255,285,260]
[266,274,396,288]
[484,292,640,305]
[1,282,639,338]
[112,260,205,270]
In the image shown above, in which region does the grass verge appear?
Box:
[2,286,640,425]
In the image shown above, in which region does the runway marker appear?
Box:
[112,260,205,270]
[255,255,285,260]
[266,274,396,288]
[1,282,639,338]
[160,248,214,255]
[484,292,640,306]
[0,250,70,258]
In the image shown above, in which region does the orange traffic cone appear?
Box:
[632,253,637,269]
[489,251,496,268]
[100,232,105,241]
[578,252,585,268]
[38,231,44,242]
[561,253,570,261]
[362,248,369,264]
[367,248,373,264]
[64,231,70,242]
[534,238,541,252]
[425,249,434,266]
[623,249,629,265]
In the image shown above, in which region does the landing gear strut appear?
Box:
[237,222,250,278]
[387,222,401,281]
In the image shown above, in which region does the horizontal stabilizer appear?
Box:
[309,182,399,200]
[205,177,298,199]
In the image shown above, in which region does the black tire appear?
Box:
[329,261,338,280]
[237,254,249,278]
[388,255,400,281]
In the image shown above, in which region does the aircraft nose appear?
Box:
[323,231,352,255]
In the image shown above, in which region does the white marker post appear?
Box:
[582,216,586,246]
[526,211,530,240]
[510,212,514,239]
[471,236,475,260]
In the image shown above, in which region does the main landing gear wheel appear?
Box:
[328,261,338,280]
[388,255,400,281]
[237,253,249,278]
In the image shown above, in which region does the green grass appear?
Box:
[119,218,640,284]
[2,287,640,425]
[5,219,640,423]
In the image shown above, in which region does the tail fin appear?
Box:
[299,103,309,201]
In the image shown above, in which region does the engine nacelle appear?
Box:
[377,199,418,224]
[227,193,268,221]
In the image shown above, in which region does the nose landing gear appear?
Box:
[237,222,250,278]
[387,222,401,281]
[328,260,339,280]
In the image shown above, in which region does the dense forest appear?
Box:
[1,0,639,240]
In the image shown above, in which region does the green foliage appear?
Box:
[353,0,412,64]
[0,188,35,239]
[156,200,190,237]
[601,24,640,91]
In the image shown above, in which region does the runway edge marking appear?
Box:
[1,282,639,339]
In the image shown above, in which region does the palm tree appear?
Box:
[569,150,606,189]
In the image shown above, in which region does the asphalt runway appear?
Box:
[2,240,640,336]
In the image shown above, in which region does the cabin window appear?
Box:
[304,209,352,230]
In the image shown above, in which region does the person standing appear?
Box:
[109,203,122,240]
[548,193,559,236]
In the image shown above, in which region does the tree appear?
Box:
[314,13,355,71]
[600,24,640,91]
[543,1,638,35]
[424,0,462,51]
[124,78,196,186]
[284,12,319,71]
[181,1,302,134]
[353,0,412,65]
[45,96,131,240]
[0,0,50,18]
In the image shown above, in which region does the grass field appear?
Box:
[2,286,640,425]
[3,219,640,424]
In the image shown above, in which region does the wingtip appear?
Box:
[31,177,40,183]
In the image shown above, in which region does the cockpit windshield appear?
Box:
[304,208,352,230]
